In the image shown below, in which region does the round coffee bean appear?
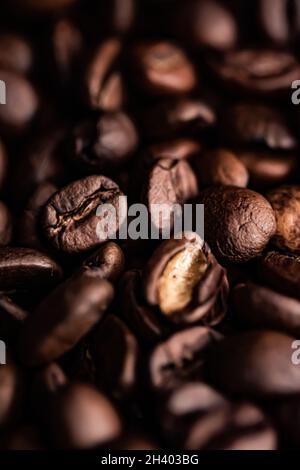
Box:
[233,282,300,336]
[131,41,197,95]
[260,251,300,300]
[199,186,276,263]
[143,233,229,325]
[84,39,124,112]
[267,185,300,253]
[43,175,126,253]
[69,113,138,174]
[0,70,38,134]
[207,330,300,397]
[0,247,63,292]
[20,272,114,366]
[198,149,249,188]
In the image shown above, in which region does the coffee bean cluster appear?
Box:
[0,0,300,450]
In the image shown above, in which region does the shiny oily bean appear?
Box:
[20,273,114,366]
[207,331,300,397]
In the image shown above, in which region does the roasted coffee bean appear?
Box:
[84,39,124,112]
[0,247,62,292]
[258,0,300,45]
[0,202,12,246]
[145,158,198,235]
[43,175,126,253]
[199,186,276,263]
[120,269,167,344]
[46,383,122,449]
[0,360,22,430]
[20,272,114,366]
[236,150,297,188]
[143,233,229,325]
[171,0,238,50]
[209,49,300,96]
[143,97,216,140]
[69,113,138,174]
[198,149,249,188]
[207,331,300,397]
[221,103,297,151]
[90,315,140,400]
[233,282,300,336]
[0,34,33,74]
[81,242,125,282]
[259,251,300,300]
[131,41,197,96]
[19,182,57,250]
[0,70,38,133]
[267,186,300,253]
[149,327,223,392]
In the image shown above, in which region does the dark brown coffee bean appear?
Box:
[258,0,300,45]
[236,150,297,188]
[0,247,63,292]
[233,282,300,336]
[20,272,114,366]
[90,315,140,400]
[18,182,57,250]
[0,70,38,133]
[69,113,138,174]
[199,186,276,263]
[81,242,125,282]
[143,234,228,325]
[209,49,300,96]
[0,202,12,246]
[143,97,216,140]
[0,34,33,74]
[198,149,249,188]
[43,175,125,254]
[120,270,167,344]
[145,158,198,235]
[171,0,238,50]
[207,330,300,397]
[149,327,223,392]
[260,251,300,300]
[84,39,124,112]
[47,383,122,449]
[131,41,197,96]
[267,186,300,253]
[221,103,297,151]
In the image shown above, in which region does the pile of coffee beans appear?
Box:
[1,0,300,450]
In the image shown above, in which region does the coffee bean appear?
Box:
[260,251,300,300]
[143,97,216,140]
[0,247,62,292]
[0,34,33,74]
[149,327,223,392]
[43,175,125,253]
[198,149,249,188]
[0,70,38,133]
[199,186,276,263]
[236,150,297,188]
[81,241,125,282]
[207,331,300,397]
[84,39,124,112]
[268,186,300,253]
[20,272,114,366]
[209,49,300,95]
[233,282,300,335]
[90,315,140,400]
[143,233,229,325]
[131,41,197,95]
[221,103,297,151]
[69,113,138,174]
